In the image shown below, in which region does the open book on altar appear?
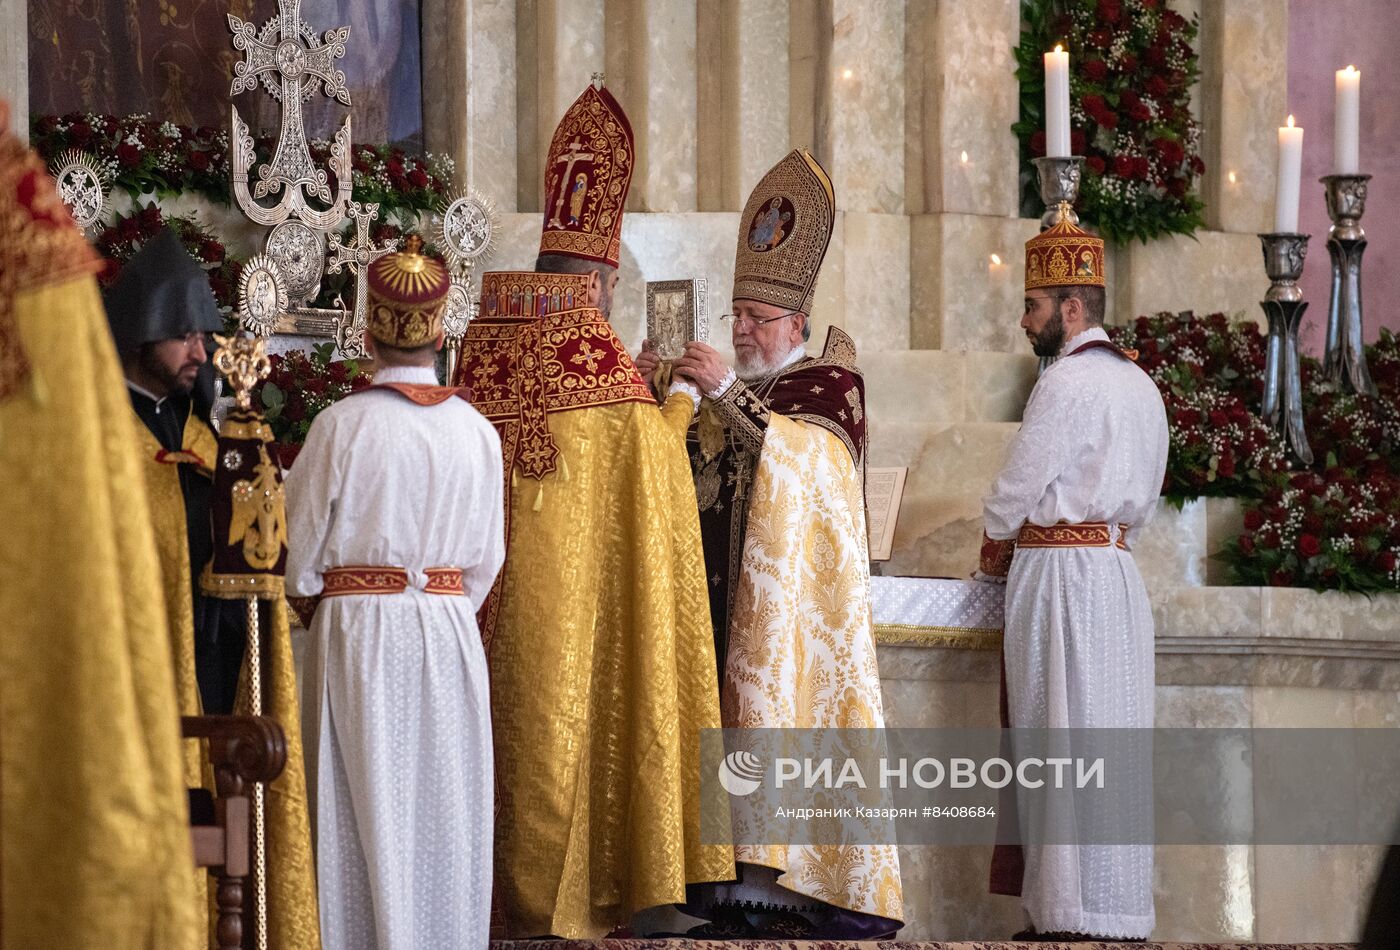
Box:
[865,466,907,561]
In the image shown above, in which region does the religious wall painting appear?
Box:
[28,0,425,148]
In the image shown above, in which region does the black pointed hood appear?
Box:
[103,226,224,355]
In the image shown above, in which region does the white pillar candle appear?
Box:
[1044,45,1071,157]
[1275,115,1304,233]
[1335,65,1360,175]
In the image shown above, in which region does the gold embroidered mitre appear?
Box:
[733,148,835,314]
[1024,205,1105,290]
[538,84,635,268]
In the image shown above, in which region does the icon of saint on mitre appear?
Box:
[747,195,795,252]
[568,172,588,226]
[1076,250,1096,277]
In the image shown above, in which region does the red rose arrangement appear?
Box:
[1015,0,1206,243]
[31,112,451,225]
[94,204,243,318]
[253,343,373,464]
[1111,315,1400,592]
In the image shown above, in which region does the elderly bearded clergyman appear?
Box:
[636,149,903,941]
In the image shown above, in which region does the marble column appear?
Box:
[826,0,905,215]
[1199,0,1288,234]
[1,0,25,135]
[905,0,1020,217]
[423,0,517,212]
[605,0,699,212]
[516,0,606,211]
[734,0,792,204]
[787,0,832,162]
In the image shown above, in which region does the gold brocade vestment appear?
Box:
[134,410,216,781]
[458,281,734,939]
[0,266,198,943]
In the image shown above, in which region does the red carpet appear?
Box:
[491,942,1352,949]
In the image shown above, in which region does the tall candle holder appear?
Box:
[1032,156,1084,230]
[1321,174,1377,396]
[1031,156,1085,373]
[1258,232,1314,466]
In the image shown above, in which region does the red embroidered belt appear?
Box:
[321,566,465,597]
[1016,522,1128,550]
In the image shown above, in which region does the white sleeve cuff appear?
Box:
[706,369,738,400]
[668,377,701,411]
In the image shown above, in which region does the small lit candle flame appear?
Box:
[960,150,969,164]
[841,68,854,80]
[990,253,1003,266]
[1054,44,1063,53]
[1345,64,1358,75]
[1228,171,1237,184]
[1286,114,1296,128]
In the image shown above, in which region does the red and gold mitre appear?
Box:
[538,83,635,269]
[0,99,100,401]
[366,235,451,348]
[733,148,835,314]
[1024,205,1105,291]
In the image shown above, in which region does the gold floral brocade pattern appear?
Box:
[1,276,198,949]
[487,401,734,939]
[723,414,904,922]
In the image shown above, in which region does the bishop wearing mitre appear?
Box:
[454,81,733,939]
[637,149,904,939]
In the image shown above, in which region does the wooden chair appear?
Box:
[182,715,287,950]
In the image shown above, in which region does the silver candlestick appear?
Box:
[1321,174,1377,396]
[1258,232,1313,466]
[1031,156,1085,374]
[1032,156,1084,230]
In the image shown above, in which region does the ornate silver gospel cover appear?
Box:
[645,279,710,360]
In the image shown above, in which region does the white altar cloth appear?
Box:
[870,575,1004,649]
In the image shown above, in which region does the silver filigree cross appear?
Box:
[228,0,353,228]
[326,201,397,359]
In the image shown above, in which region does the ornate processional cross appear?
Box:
[326,201,397,360]
[228,0,353,228]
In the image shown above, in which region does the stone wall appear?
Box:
[416,0,1281,344]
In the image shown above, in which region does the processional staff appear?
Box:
[202,334,288,950]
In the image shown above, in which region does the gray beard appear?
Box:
[736,343,803,383]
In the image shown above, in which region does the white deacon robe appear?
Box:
[285,364,505,950]
[983,327,1168,939]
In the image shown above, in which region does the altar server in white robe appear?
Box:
[979,207,1168,941]
[286,236,505,950]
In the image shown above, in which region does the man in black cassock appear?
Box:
[104,227,246,714]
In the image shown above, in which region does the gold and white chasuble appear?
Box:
[703,333,904,927]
